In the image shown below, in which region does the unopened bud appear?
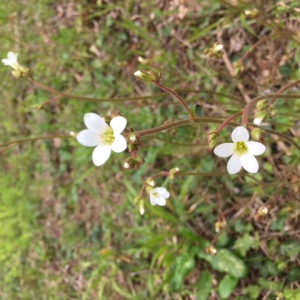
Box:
[169,167,180,180]
[253,111,267,126]
[146,177,155,186]
[206,246,217,256]
[256,100,268,110]
[138,56,149,65]
[258,206,269,216]
[233,61,244,75]
[134,70,160,83]
[244,8,258,17]
[123,157,136,169]
[69,131,77,137]
[129,133,137,143]
[215,219,226,233]
[251,128,263,141]
[139,199,145,215]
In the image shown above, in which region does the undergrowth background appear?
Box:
[0,0,300,299]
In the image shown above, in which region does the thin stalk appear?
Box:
[153,81,195,119]
[0,134,70,148]
[136,117,238,137]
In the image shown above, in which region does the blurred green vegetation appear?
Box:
[1,0,300,299]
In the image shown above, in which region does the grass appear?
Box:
[1,0,300,299]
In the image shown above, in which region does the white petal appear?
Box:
[246,141,266,156]
[111,135,127,153]
[155,195,167,206]
[76,130,101,147]
[92,145,111,166]
[110,116,127,135]
[163,190,170,199]
[240,153,259,173]
[2,58,11,66]
[227,153,242,174]
[7,52,18,63]
[231,126,249,142]
[214,143,234,158]
[150,194,157,206]
[84,113,109,134]
[154,187,167,194]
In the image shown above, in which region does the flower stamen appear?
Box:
[101,128,115,145]
[234,141,248,156]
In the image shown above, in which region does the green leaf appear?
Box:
[232,233,255,257]
[170,254,195,291]
[198,249,247,279]
[284,288,300,300]
[197,271,212,300]
[219,275,238,299]
[244,285,261,299]
[279,240,300,259]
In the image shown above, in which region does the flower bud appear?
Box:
[256,100,268,110]
[134,70,161,83]
[138,56,149,65]
[258,206,269,216]
[233,61,244,75]
[169,167,180,180]
[215,219,226,233]
[146,177,156,187]
[251,128,263,141]
[244,8,258,17]
[69,131,77,137]
[253,111,267,126]
[139,199,145,215]
[206,246,217,256]
[123,157,135,169]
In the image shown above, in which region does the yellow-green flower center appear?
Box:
[101,128,115,145]
[234,141,248,156]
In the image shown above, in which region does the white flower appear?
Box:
[2,51,29,77]
[2,52,20,70]
[214,126,266,174]
[149,187,170,206]
[77,113,127,166]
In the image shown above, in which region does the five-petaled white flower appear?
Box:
[214,126,266,174]
[149,187,170,206]
[77,113,127,166]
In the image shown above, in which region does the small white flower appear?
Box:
[77,113,127,166]
[214,126,266,174]
[149,187,170,206]
[2,52,20,70]
[2,51,29,77]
